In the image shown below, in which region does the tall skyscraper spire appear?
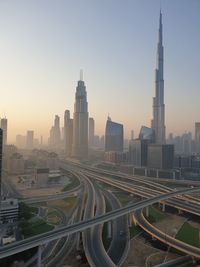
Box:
[72,73,88,158]
[151,11,166,144]
[80,69,83,81]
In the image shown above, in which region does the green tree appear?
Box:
[18,202,32,220]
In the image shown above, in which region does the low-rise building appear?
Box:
[6,153,25,174]
[35,168,49,187]
[104,151,128,164]
[0,198,19,224]
[47,152,59,170]
[30,149,59,170]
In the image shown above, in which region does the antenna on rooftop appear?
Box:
[80,69,83,81]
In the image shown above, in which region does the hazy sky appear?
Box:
[0,0,200,143]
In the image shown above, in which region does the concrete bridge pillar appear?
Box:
[107,221,112,239]
[178,209,182,215]
[76,232,80,250]
[145,168,147,177]
[128,213,132,227]
[132,215,137,226]
[37,245,42,267]
[192,256,196,264]
[156,169,159,178]
[162,203,166,212]
[173,171,176,180]
[145,206,149,217]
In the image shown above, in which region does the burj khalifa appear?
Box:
[151,11,166,144]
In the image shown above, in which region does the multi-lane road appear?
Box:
[134,208,200,258]
[64,161,200,262]
[103,188,129,266]
[2,161,200,267]
[0,185,199,260]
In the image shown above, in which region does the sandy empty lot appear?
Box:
[122,212,187,267]
[8,175,63,197]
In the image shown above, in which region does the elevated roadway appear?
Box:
[61,160,200,187]
[134,209,200,258]
[0,187,199,259]
[82,175,116,267]
[82,171,200,216]
[154,255,192,267]
[103,189,129,266]
[61,161,200,206]
[22,185,81,204]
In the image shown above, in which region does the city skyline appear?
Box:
[0,0,200,143]
[1,2,200,265]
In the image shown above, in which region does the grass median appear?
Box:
[20,217,54,238]
[62,176,80,192]
[175,222,200,247]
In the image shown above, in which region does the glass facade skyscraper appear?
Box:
[64,110,73,157]
[105,117,123,152]
[139,126,155,143]
[89,117,95,148]
[129,139,148,167]
[72,75,88,159]
[148,144,174,169]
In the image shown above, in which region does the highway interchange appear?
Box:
[1,160,200,267]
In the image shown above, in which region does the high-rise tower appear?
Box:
[151,11,166,144]
[89,117,95,148]
[72,72,88,159]
[64,110,73,157]
[26,130,34,149]
[49,115,61,149]
[105,117,123,152]
[0,118,7,146]
[54,115,61,145]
